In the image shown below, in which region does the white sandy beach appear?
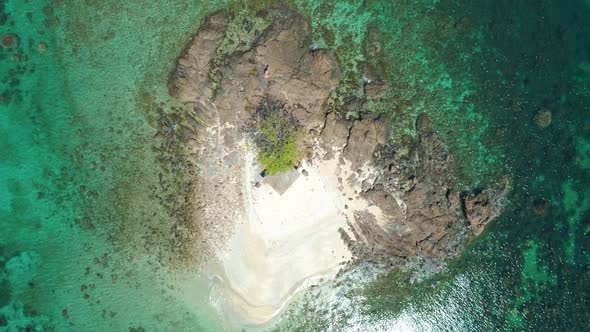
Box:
[204,145,385,326]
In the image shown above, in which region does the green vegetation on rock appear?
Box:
[249,97,302,175]
[209,8,272,97]
[258,136,301,175]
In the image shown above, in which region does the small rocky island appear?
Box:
[165,8,508,327]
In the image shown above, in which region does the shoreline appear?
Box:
[203,145,380,326]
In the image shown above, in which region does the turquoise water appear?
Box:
[1,0,225,330]
[1,0,589,331]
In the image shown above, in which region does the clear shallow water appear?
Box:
[1,0,225,330]
[1,0,589,331]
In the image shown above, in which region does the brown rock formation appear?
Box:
[342,114,509,267]
[462,190,494,236]
[169,14,226,103]
[166,7,508,269]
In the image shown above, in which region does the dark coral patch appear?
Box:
[1,34,18,49]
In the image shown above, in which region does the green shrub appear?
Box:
[250,96,301,174]
[258,136,301,175]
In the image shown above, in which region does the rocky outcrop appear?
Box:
[166,7,509,270]
[462,190,495,236]
[341,113,509,268]
[169,13,226,103]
